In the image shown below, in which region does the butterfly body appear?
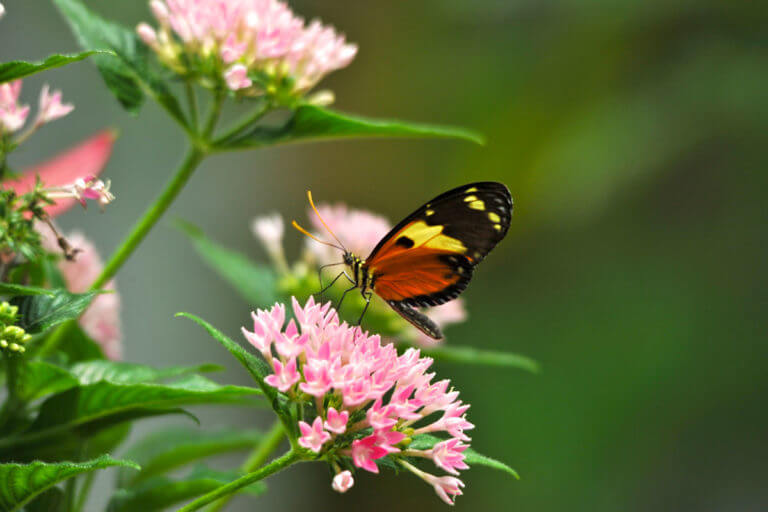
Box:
[329,182,513,340]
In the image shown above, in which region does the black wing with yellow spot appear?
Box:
[364,182,513,325]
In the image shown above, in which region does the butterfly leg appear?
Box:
[336,283,357,314]
[317,262,345,300]
[357,291,373,326]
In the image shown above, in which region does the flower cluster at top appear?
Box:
[242,297,473,504]
[0,81,73,139]
[137,0,357,101]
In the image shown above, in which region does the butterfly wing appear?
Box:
[366,182,513,319]
[387,300,443,339]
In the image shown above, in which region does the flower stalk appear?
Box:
[178,449,302,512]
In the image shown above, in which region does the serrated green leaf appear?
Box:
[0,375,260,457]
[419,344,540,374]
[11,290,97,334]
[0,51,106,84]
[409,434,519,479]
[109,467,265,512]
[17,361,78,403]
[0,456,139,512]
[175,220,277,307]
[69,360,223,385]
[53,0,187,125]
[219,105,484,149]
[0,283,54,297]
[175,313,272,384]
[176,313,294,431]
[119,427,262,486]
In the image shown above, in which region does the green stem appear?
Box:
[205,420,286,512]
[186,82,200,132]
[91,145,206,290]
[177,450,301,512]
[212,100,271,147]
[203,90,225,139]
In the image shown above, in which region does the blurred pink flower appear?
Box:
[138,0,357,95]
[0,81,30,133]
[306,203,390,265]
[0,3,5,20]
[242,297,473,502]
[3,130,116,216]
[39,228,122,360]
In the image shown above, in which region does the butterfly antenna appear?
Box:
[291,220,344,251]
[306,190,348,252]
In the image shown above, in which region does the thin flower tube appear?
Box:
[242,296,474,504]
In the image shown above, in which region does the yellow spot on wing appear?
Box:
[464,195,478,202]
[469,200,485,210]
[399,221,467,253]
[494,224,502,231]
[488,212,501,223]
[465,187,478,193]
[425,209,435,216]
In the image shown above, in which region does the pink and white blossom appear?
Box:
[36,85,74,125]
[0,81,30,133]
[331,470,354,493]
[138,0,357,95]
[0,4,5,20]
[42,175,115,211]
[298,416,331,453]
[242,296,473,503]
[323,407,348,434]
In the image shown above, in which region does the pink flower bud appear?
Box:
[136,22,158,47]
[331,470,354,493]
[36,85,74,125]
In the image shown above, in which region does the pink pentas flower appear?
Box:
[324,407,348,434]
[331,470,354,493]
[36,85,74,125]
[4,131,116,217]
[298,416,331,453]
[0,81,30,133]
[241,296,474,503]
[39,227,122,360]
[138,0,357,96]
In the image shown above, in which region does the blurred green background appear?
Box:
[2,0,767,510]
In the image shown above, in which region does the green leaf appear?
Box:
[0,456,139,512]
[119,427,262,486]
[419,344,540,374]
[11,290,98,334]
[53,0,187,125]
[0,283,54,297]
[69,360,223,385]
[0,375,261,456]
[175,220,278,307]
[0,51,106,84]
[409,434,519,480]
[218,105,485,149]
[176,313,294,430]
[110,467,265,512]
[17,361,79,403]
[56,324,106,363]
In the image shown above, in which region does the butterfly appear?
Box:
[292,182,513,339]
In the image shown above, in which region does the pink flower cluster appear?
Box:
[306,203,468,345]
[137,0,357,94]
[0,81,73,135]
[242,297,474,504]
[42,175,115,211]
